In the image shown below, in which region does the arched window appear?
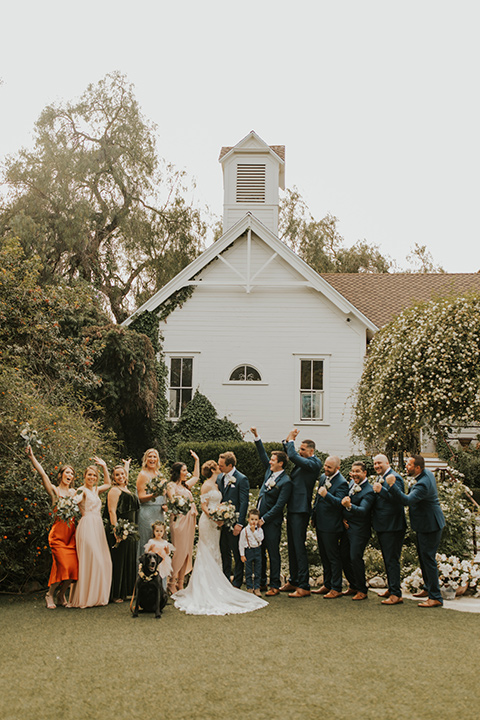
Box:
[229,365,262,382]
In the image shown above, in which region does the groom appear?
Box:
[217,451,249,588]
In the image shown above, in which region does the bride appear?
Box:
[172,460,268,616]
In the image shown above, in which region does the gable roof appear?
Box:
[123,213,377,332]
[320,273,480,328]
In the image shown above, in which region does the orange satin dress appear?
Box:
[48,516,78,585]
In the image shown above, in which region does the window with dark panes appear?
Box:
[169,358,193,418]
[229,365,261,382]
[300,359,323,421]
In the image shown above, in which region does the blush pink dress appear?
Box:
[69,487,112,608]
[169,484,197,591]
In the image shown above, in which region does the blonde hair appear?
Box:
[83,465,99,484]
[142,448,160,471]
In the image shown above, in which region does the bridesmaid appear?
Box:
[103,461,139,602]
[25,446,78,609]
[167,450,200,594]
[69,459,112,608]
[136,448,167,559]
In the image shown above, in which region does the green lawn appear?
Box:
[1,592,478,720]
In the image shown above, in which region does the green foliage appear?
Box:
[0,366,118,591]
[1,72,206,322]
[352,292,480,455]
[279,188,391,274]
[168,392,243,461]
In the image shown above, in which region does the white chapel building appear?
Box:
[124,131,480,456]
[125,131,376,455]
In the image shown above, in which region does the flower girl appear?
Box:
[144,521,175,581]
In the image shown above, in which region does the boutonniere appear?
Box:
[378,477,385,484]
[349,484,362,496]
[226,477,236,487]
[265,477,276,490]
[324,479,332,490]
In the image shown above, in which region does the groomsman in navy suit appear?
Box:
[217,451,249,588]
[386,454,445,607]
[341,461,375,600]
[251,428,292,596]
[372,454,407,605]
[311,455,349,598]
[280,429,322,598]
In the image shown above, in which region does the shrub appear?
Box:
[0,366,118,592]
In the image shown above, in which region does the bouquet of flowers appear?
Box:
[145,475,168,497]
[209,501,239,531]
[167,494,191,517]
[55,496,81,524]
[112,519,139,547]
[19,423,43,449]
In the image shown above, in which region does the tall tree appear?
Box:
[1,72,206,321]
[279,188,391,273]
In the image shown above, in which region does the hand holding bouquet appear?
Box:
[209,501,239,531]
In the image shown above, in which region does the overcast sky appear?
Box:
[1,1,478,272]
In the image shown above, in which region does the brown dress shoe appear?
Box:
[311,585,329,595]
[381,595,403,605]
[323,590,343,599]
[378,590,390,598]
[265,588,280,596]
[342,587,357,596]
[412,590,429,598]
[253,589,262,597]
[418,599,442,608]
[352,592,368,601]
[279,582,298,593]
[288,588,311,598]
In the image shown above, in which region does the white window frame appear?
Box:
[165,353,199,420]
[225,364,267,385]
[293,354,330,425]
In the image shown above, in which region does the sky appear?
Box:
[1,0,479,272]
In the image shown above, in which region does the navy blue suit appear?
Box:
[255,439,292,589]
[388,468,445,602]
[343,481,375,594]
[312,471,349,592]
[283,440,322,590]
[217,468,249,587]
[372,469,407,597]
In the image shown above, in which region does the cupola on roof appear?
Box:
[219,131,285,235]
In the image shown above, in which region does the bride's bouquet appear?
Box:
[112,519,139,548]
[209,501,239,531]
[167,494,191,517]
[145,475,168,497]
[55,496,81,524]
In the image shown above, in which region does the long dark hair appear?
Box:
[170,462,186,485]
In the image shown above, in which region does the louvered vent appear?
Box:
[236,164,266,203]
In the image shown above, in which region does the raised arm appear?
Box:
[250,427,270,469]
[94,456,111,493]
[25,446,57,504]
[186,450,200,489]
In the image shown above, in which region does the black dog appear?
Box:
[131,552,167,619]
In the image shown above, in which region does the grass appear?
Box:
[1,591,479,720]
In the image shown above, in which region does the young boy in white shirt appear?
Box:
[239,509,264,596]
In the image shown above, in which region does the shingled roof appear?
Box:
[218,145,285,161]
[320,273,480,328]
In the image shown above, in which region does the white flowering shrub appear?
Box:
[352,293,480,455]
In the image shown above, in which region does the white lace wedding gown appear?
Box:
[172,488,268,615]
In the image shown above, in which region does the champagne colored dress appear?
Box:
[103,489,139,601]
[48,510,78,585]
[173,489,268,615]
[169,484,197,590]
[69,487,112,608]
